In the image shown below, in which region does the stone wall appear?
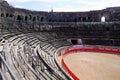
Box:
[0,1,120,23]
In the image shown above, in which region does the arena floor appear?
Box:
[60,52,120,80]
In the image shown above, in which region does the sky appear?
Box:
[6,0,120,12]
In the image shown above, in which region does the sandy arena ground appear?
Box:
[62,52,120,80]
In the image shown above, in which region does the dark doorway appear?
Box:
[71,39,78,45]
[1,13,4,17]
[17,15,22,21]
[41,17,44,22]
[25,16,28,21]
[33,16,36,21]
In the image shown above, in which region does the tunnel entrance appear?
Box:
[71,40,78,45]
[67,39,82,45]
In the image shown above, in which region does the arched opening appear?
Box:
[67,39,78,45]
[33,16,36,21]
[1,13,4,17]
[88,17,91,21]
[6,13,9,17]
[101,16,105,22]
[29,15,32,20]
[25,16,28,21]
[67,39,82,45]
[79,17,81,21]
[41,17,44,22]
[17,15,22,21]
[9,14,13,18]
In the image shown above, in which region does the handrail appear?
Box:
[54,47,73,80]
[0,52,18,80]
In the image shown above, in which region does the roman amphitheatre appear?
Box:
[0,0,120,80]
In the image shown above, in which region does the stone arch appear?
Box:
[40,17,44,22]
[79,17,81,21]
[29,15,32,20]
[88,17,91,21]
[9,14,13,18]
[6,13,9,17]
[33,16,36,21]
[25,16,28,21]
[17,15,22,21]
[1,13,4,17]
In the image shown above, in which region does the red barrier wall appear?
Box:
[62,46,120,80]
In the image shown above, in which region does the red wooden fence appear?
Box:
[62,46,120,80]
